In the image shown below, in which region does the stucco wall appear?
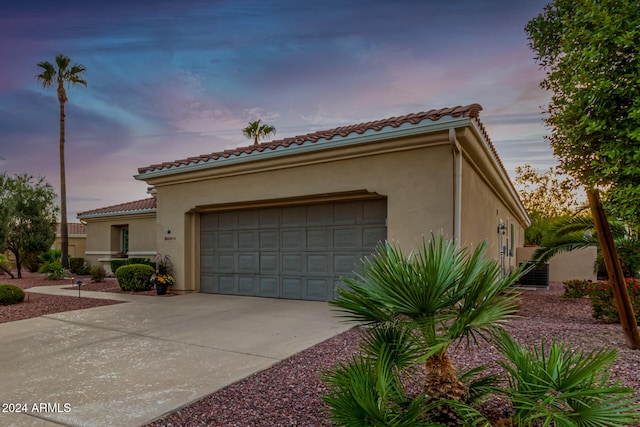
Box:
[154,141,456,292]
[83,214,156,273]
[52,235,86,259]
[460,155,524,271]
[516,246,597,282]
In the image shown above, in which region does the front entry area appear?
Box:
[200,198,387,301]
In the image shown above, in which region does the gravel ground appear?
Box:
[1,273,638,425]
[0,272,125,323]
[144,283,640,427]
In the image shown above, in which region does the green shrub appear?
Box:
[69,257,91,275]
[110,259,128,274]
[494,330,640,427]
[116,264,154,292]
[38,262,65,280]
[110,258,155,275]
[587,278,640,323]
[562,279,591,298]
[0,284,25,305]
[90,265,107,283]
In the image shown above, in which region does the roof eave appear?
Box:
[77,208,157,220]
[134,116,472,181]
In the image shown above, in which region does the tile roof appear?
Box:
[56,223,87,235]
[138,103,488,174]
[77,198,157,218]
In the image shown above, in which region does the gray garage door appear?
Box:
[200,199,387,301]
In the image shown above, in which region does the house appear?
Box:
[53,223,87,258]
[80,103,530,299]
[77,198,156,274]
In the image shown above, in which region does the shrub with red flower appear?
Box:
[587,278,640,323]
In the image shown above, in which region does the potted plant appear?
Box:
[152,254,174,295]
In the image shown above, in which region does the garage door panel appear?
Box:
[307,253,331,274]
[218,212,238,230]
[238,210,259,228]
[282,253,304,275]
[218,254,235,272]
[238,231,258,249]
[282,277,303,299]
[201,275,217,293]
[333,202,359,224]
[363,199,387,222]
[258,276,279,297]
[281,205,306,226]
[201,213,219,231]
[238,253,258,273]
[334,227,361,249]
[218,276,236,294]
[335,253,358,275]
[307,203,332,225]
[281,228,306,250]
[260,253,278,274]
[238,276,256,295]
[260,208,279,227]
[218,232,235,249]
[307,227,331,250]
[363,226,386,247]
[306,278,330,300]
[259,230,278,249]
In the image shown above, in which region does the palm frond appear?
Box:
[492,330,640,427]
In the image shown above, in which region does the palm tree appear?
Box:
[242,119,276,145]
[37,54,87,269]
[329,236,522,403]
[531,214,631,265]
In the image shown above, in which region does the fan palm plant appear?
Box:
[493,330,640,427]
[329,236,523,402]
[242,119,276,145]
[531,214,640,276]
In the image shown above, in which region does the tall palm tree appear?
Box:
[330,236,522,403]
[37,54,87,269]
[242,119,276,145]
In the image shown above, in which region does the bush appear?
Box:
[494,330,640,426]
[38,262,65,280]
[69,257,91,275]
[90,265,107,283]
[0,284,25,305]
[587,278,640,323]
[562,279,591,298]
[110,258,155,275]
[116,264,154,292]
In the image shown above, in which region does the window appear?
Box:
[121,227,129,254]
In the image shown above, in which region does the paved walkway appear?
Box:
[0,286,351,427]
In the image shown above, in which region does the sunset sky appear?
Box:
[0,0,554,221]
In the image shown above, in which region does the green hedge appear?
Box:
[110,258,155,275]
[0,284,25,305]
[115,264,155,292]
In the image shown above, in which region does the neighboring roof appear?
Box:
[56,223,87,236]
[137,103,488,175]
[77,198,157,219]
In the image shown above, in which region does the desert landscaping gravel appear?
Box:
[1,272,639,426]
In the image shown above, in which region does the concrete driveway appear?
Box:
[0,287,352,427]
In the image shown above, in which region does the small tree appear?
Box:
[514,164,581,219]
[242,119,276,145]
[0,174,58,278]
[526,0,640,348]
